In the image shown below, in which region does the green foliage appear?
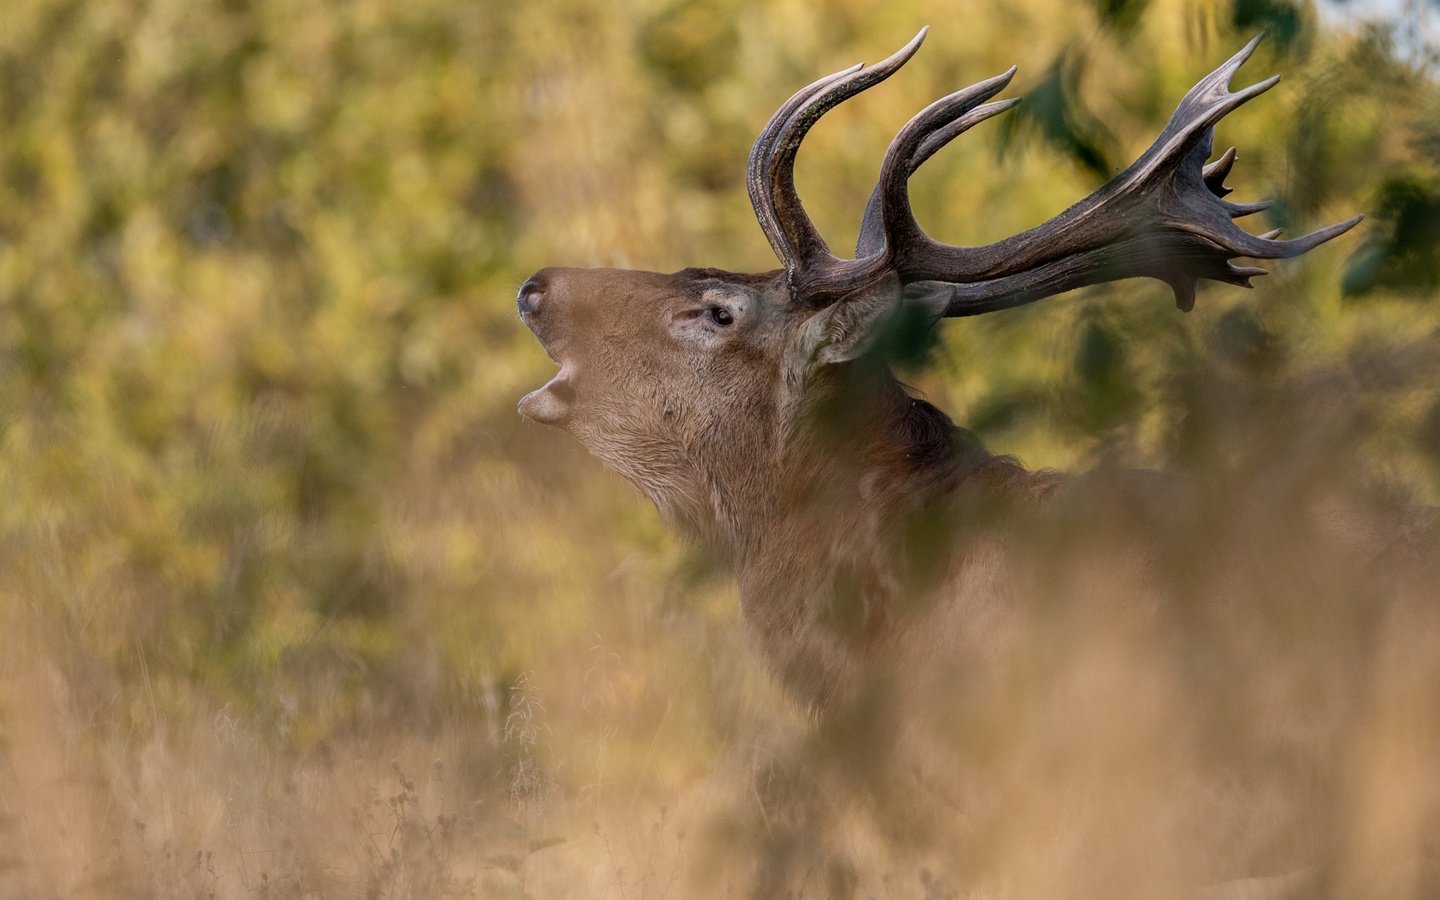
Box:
[1000,48,1121,183]
[1094,0,1152,36]
[1344,174,1440,297]
[1232,0,1312,54]
[0,0,1437,895]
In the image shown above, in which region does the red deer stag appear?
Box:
[517,31,1369,715]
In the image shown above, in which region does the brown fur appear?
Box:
[518,265,1066,710]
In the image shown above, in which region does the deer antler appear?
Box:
[852,70,1020,259]
[747,32,1362,313]
[746,29,927,292]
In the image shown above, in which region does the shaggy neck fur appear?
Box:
[693,361,1044,709]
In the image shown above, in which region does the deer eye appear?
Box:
[708,306,734,327]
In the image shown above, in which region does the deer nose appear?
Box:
[517,277,546,316]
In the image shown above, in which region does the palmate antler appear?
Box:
[746,30,1362,313]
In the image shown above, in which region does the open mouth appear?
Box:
[518,358,576,425]
[516,299,576,425]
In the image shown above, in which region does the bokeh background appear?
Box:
[1,0,1438,896]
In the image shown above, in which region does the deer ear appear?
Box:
[797,286,900,368]
[795,281,948,369]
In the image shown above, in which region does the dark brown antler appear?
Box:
[746,29,926,288]
[853,70,1020,258]
[746,32,1362,313]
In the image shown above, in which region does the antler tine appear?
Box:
[854,71,1019,257]
[913,94,1020,172]
[1134,53,1280,203]
[747,62,865,267]
[1225,199,1274,218]
[871,72,1024,269]
[1203,146,1238,196]
[1225,214,1365,259]
[750,28,929,283]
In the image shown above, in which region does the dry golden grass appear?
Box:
[2,0,1439,896]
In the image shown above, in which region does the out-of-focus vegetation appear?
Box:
[0,0,1437,896]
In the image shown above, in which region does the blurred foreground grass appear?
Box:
[1,0,1439,896]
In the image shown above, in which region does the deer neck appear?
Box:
[721,366,1015,708]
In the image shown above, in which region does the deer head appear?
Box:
[517,31,1360,550]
